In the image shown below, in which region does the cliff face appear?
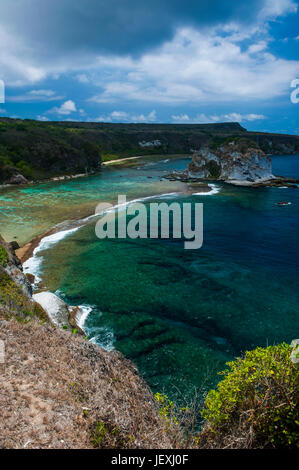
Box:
[187,141,273,183]
[0,237,171,449]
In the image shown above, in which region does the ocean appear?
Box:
[1,154,298,400]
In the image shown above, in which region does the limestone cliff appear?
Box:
[187,140,273,183]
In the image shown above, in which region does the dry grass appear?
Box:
[0,310,172,449]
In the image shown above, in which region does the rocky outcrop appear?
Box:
[187,141,273,183]
[4,173,28,185]
[0,235,32,297]
[32,292,71,328]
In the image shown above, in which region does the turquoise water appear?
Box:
[0,156,188,244]
[14,154,299,400]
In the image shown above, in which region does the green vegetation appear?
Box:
[199,343,299,448]
[205,160,221,178]
[0,269,46,322]
[101,152,121,162]
[90,420,130,448]
[0,117,298,183]
[0,246,8,266]
[153,343,299,449]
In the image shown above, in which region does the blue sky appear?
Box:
[0,0,298,133]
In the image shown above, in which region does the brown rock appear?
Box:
[25,273,36,284]
[5,173,28,185]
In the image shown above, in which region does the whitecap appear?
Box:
[192,184,221,196]
[89,327,115,351]
[23,227,79,283]
[75,304,93,332]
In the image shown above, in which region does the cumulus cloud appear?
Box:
[2,0,296,60]
[223,113,266,122]
[37,115,50,121]
[49,100,77,115]
[172,112,266,123]
[0,0,297,87]
[88,26,299,105]
[93,109,157,123]
[171,114,191,122]
[0,0,298,130]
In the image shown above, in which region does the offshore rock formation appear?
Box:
[187,141,273,183]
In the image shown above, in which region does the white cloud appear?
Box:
[259,0,297,20]
[8,89,64,102]
[0,0,297,111]
[29,89,56,96]
[37,115,50,121]
[49,99,77,115]
[247,41,268,54]
[0,27,46,86]
[76,74,90,83]
[93,109,157,123]
[223,113,266,122]
[88,26,299,105]
[171,114,190,122]
[172,112,266,123]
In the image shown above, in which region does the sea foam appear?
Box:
[23,227,79,283]
[192,184,221,196]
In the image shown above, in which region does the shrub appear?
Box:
[154,392,202,448]
[101,152,120,162]
[0,246,8,266]
[90,419,132,448]
[200,343,299,448]
[0,270,46,321]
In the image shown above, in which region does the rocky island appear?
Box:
[166,139,299,187]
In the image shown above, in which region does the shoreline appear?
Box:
[15,183,215,264]
[13,167,220,332]
[0,171,92,190]
[0,154,191,190]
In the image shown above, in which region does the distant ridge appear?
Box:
[0,117,298,183]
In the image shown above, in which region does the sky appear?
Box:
[0,0,298,133]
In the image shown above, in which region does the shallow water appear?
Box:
[0,156,189,244]
[4,154,298,400]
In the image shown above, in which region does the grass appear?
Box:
[0,245,8,266]
[0,269,46,322]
